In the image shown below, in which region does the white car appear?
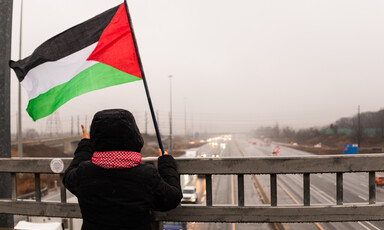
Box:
[181,186,198,204]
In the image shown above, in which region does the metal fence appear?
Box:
[0,154,384,226]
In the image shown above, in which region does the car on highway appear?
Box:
[376,176,384,186]
[163,221,187,230]
[181,186,198,204]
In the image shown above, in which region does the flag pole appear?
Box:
[123,0,165,155]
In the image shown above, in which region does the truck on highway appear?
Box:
[185,148,198,158]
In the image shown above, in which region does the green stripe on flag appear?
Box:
[26,63,142,121]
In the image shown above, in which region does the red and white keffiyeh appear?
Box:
[92,151,142,169]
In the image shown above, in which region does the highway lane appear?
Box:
[237,135,384,230]
[187,136,273,230]
[188,134,384,230]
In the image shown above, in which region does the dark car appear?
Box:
[164,222,187,230]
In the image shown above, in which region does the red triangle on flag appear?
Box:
[87,3,142,79]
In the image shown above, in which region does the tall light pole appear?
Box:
[184,97,187,137]
[17,0,23,157]
[169,75,173,151]
[357,105,361,147]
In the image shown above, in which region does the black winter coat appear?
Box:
[63,139,182,230]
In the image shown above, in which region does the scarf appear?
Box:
[91,151,142,169]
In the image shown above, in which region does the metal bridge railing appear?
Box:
[0,154,384,225]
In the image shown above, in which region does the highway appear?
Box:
[184,134,384,230]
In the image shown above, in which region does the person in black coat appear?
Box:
[63,109,182,230]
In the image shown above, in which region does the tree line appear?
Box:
[254,109,384,143]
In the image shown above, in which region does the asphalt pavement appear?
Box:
[186,134,384,230]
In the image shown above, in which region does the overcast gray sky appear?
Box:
[9,0,384,135]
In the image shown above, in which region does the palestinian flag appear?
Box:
[9,3,142,121]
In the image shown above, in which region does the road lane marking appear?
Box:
[314,223,324,230]
[365,221,381,230]
[235,138,286,230]
[277,179,299,204]
[358,195,367,201]
[277,180,323,230]
[358,221,372,230]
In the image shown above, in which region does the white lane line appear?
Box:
[358,221,372,230]
[358,195,367,200]
[365,221,381,230]
[310,185,335,203]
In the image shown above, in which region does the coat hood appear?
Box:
[90,109,144,152]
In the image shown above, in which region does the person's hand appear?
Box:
[158,148,168,156]
[81,124,91,139]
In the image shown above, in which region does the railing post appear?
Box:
[11,173,17,201]
[303,173,310,206]
[336,172,343,205]
[60,174,67,203]
[270,174,277,206]
[238,174,244,206]
[206,174,212,206]
[35,173,41,202]
[0,0,14,227]
[369,171,376,204]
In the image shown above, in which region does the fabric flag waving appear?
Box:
[9,3,142,121]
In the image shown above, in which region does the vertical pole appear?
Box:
[270,174,277,206]
[123,0,165,154]
[60,174,67,203]
[206,174,213,206]
[0,0,14,227]
[303,173,310,206]
[11,173,17,200]
[184,97,187,137]
[168,75,173,151]
[237,174,244,206]
[357,105,361,147]
[336,172,343,205]
[17,0,23,158]
[71,116,73,136]
[77,115,80,136]
[34,173,41,202]
[369,171,376,204]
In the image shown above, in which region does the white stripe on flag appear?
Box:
[21,43,98,100]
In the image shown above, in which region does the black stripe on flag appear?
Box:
[9,5,120,82]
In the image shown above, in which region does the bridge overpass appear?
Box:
[11,136,80,155]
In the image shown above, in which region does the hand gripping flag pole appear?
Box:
[123,0,165,155]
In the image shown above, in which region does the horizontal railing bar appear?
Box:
[154,205,384,223]
[2,200,384,223]
[0,200,81,218]
[2,154,384,174]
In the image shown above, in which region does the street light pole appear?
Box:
[169,75,173,151]
[17,0,23,158]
